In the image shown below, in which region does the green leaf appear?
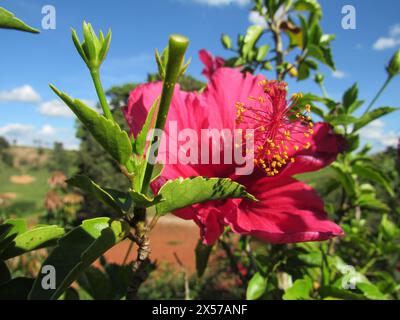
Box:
[331,163,356,197]
[297,61,310,80]
[1,225,65,260]
[346,134,360,152]
[0,7,39,33]
[287,27,303,49]
[342,84,358,110]
[68,175,132,215]
[326,114,357,126]
[0,220,26,255]
[155,177,257,216]
[352,164,394,197]
[28,217,130,300]
[134,97,159,155]
[246,272,267,300]
[347,100,365,114]
[379,214,398,240]
[242,25,263,59]
[283,277,313,300]
[0,260,11,284]
[308,44,325,62]
[195,240,213,277]
[357,282,388,300]
[78,263,132,300]
[256,45,269,62]
[50,85,132,167]
[130,190,163,207]
[78,266,114,300]
[353,106,399,132]
[299,15,309,49]
[320,286,365,300]
[151,163,164,183]
[294,0,322,19]
[0,277,34,300]
[62,287,80,300]
[297,251,322,267]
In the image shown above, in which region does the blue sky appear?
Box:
[0,0,399,151]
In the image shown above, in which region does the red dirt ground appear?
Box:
[103,215,199,273]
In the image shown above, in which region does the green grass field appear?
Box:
[0,166,50,218]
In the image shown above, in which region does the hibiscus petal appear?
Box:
[278,122,343,177]
[199,49,225,80]
[124,81,212,178]
[203,68,265,130]
[225,176,344,243]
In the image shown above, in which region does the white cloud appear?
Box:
[373,37,400,50]
[39,124,56,136]
[0,85,41,103]
[38,99,95,118]
[190,0,250,6]
[38,100,74,118]
[0,123,79,150]
[249,11,267,28]
[0,123,34,137]
[373,24,400,50]
[389,24,400,37]
[332,70,349,79]
[360,120,399,149]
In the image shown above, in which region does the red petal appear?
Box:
[225,176,344,243]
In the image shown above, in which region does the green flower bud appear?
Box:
[314,73,324,84]
[386,49,400,78]
[71,21,111,70]
[221,34,232,49]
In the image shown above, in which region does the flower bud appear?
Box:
[386,49,400,78]
[71,21,111,70]
[314,73,324,84]
[221,34,232,49]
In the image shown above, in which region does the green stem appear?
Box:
[364,76,392,114]
[90,69,113,120]
[140,35,189,194]
[319,82,329,98]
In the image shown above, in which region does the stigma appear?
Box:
[236,79,314,177]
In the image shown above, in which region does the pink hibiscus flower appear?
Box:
[124,60,344,245]
[199,49,225,80]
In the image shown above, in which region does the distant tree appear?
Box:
[0,136,13,167]
[147,73,205,92]
[0,136,9,149]
[48,142,73,175]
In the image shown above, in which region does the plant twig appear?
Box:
[174,252,191,300]
[126,207,154,300]
[364,75,392,114]
[219,239,247,286]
